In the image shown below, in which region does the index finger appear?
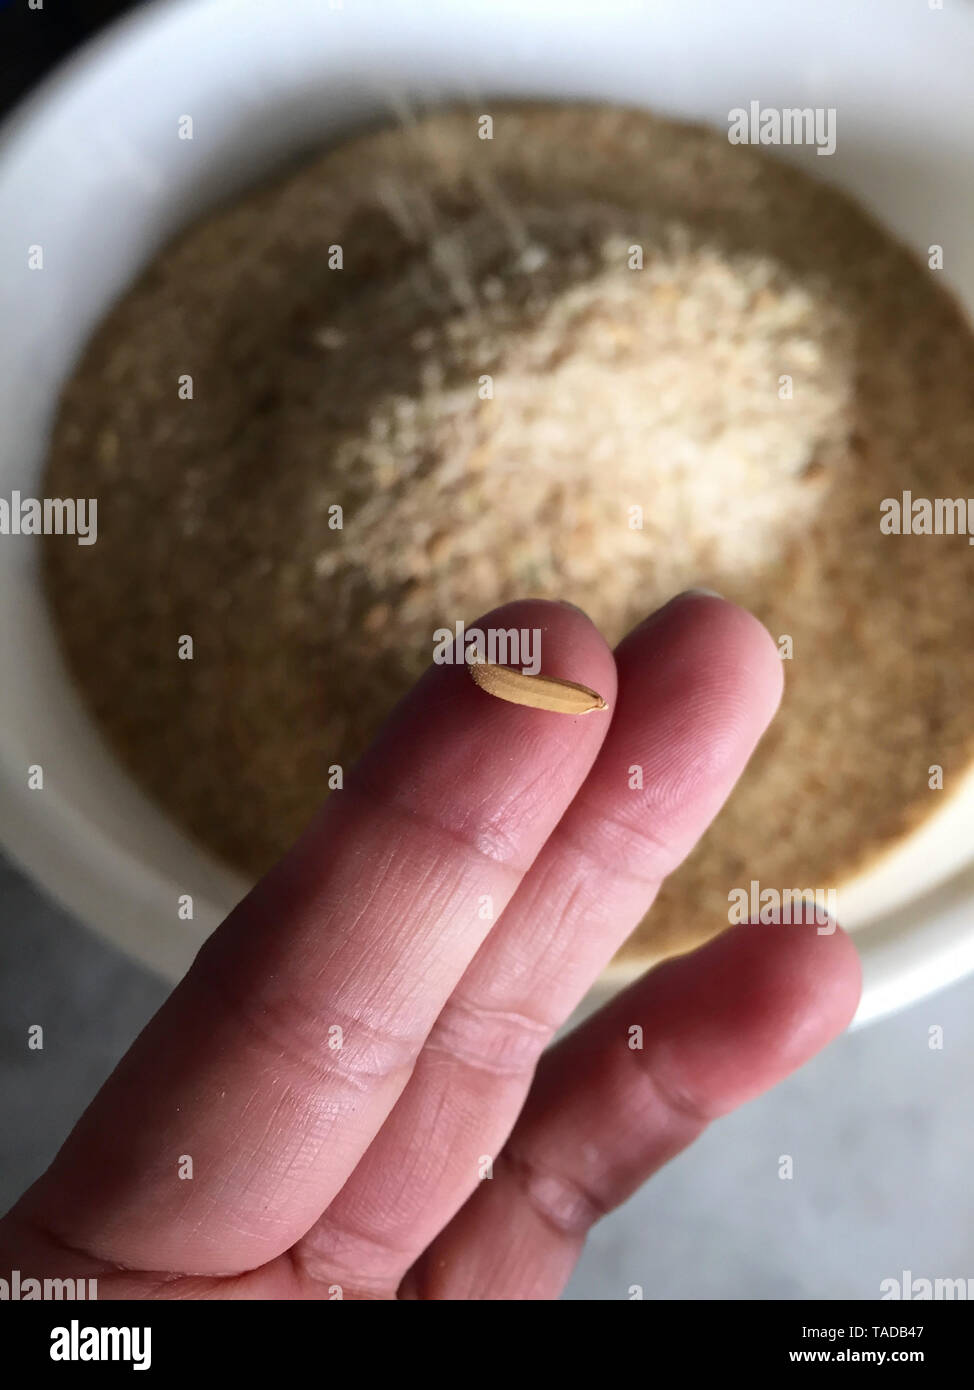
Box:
[14,599,616,1275]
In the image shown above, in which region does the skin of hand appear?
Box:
[0,593,861,1299]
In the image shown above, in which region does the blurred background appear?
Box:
[1,0,972,1299]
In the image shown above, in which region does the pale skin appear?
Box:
[0,593,861,1299]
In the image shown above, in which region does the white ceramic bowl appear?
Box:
[2,0,974,1024]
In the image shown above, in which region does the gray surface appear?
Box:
[2,849,971,1299]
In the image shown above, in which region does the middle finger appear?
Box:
[294,593,782,1291]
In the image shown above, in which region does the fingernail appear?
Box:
[680,587,723,599]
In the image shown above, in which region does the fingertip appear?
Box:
[464,596,618,711]
[709,920,862,1092]
[666,591,785,724]
[762,919,863,1053]
[641,919,862,1116]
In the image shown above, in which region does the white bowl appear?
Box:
[2,0,974,1024]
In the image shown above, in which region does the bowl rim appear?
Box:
[2,0,974,1027]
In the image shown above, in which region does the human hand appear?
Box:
[0,594,860,1299]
